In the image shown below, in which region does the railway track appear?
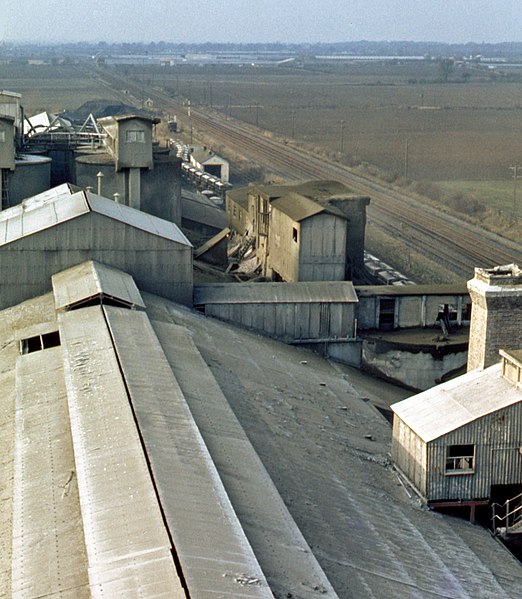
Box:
[93,68,522,280]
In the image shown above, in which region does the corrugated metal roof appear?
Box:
[52,260,145,311]
[59,306,185,596]
[194,281,358,305]
[0,185,191,248]
[86,192,191,245]
[98,114,160,124]
[105,307,272,597]
[391,364,522,442]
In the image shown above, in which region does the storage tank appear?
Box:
[7,154,51,206]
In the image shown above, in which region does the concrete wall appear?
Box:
[328,196,369,277]
[362,339,467,390]
[0,212,193,309]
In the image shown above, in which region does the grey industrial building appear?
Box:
[0,92,183,225]
[392,265,522,524]
[2,92,522,597]
[226,180,370,282]
[0,183,193,308]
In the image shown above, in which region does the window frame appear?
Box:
[445,444,475,475]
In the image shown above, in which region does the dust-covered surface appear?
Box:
[0,293,58,596]
[144,293,522,599]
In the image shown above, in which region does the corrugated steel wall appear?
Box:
[426,403,522,501]
[206,301,355,342]
[395,402,522,502]
[392,418,427,497]
[0,213,193,308]
[299,214,346,281]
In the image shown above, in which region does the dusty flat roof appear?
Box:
[145,293,522,599]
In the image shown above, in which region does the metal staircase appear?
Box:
[492,493,522,536]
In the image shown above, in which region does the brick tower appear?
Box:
[467,264,522,371]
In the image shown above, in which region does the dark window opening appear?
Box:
[42,331,61,349]
[446,444,475,474]
[292,227,298,243]
[20,330,61,354]
[379,298,396,330]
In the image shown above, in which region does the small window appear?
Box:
[20,331,61,354]
[125,130,145,143]
[292,227,298,243]
[446,444,475,474]
[0,131,5,142]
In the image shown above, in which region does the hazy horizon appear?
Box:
[3,1,522,46]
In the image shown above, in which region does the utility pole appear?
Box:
[291,110,296,138]
[255,102,260,127]
[340,120,345,153]
[509,165,522,218]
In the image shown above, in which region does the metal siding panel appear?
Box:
[11,349,90,598]
[104,307,271,597]
[58,307,184,596]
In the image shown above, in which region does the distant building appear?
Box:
[189,146,230,183]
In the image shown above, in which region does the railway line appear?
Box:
[92,68,522,280]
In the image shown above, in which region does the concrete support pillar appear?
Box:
[127,167,141,211]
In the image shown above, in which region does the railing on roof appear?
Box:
[492,492,522,536]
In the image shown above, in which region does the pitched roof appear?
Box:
[52,260,145,311]
[271,192,346,222]
[0,185,191,247]
[391,364,522,442]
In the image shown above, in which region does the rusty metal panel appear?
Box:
[11,348,90,598]
[52,260,145,311]
[103,305,272,598]
[58,306,185,597]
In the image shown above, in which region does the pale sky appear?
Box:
[2,0,522,44]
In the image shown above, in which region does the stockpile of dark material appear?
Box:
[63,100,145,123]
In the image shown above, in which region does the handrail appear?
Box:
[491,493,522,533]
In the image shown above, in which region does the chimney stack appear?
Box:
[467,264,522,371]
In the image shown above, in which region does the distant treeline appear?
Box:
[4,40,522,60]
